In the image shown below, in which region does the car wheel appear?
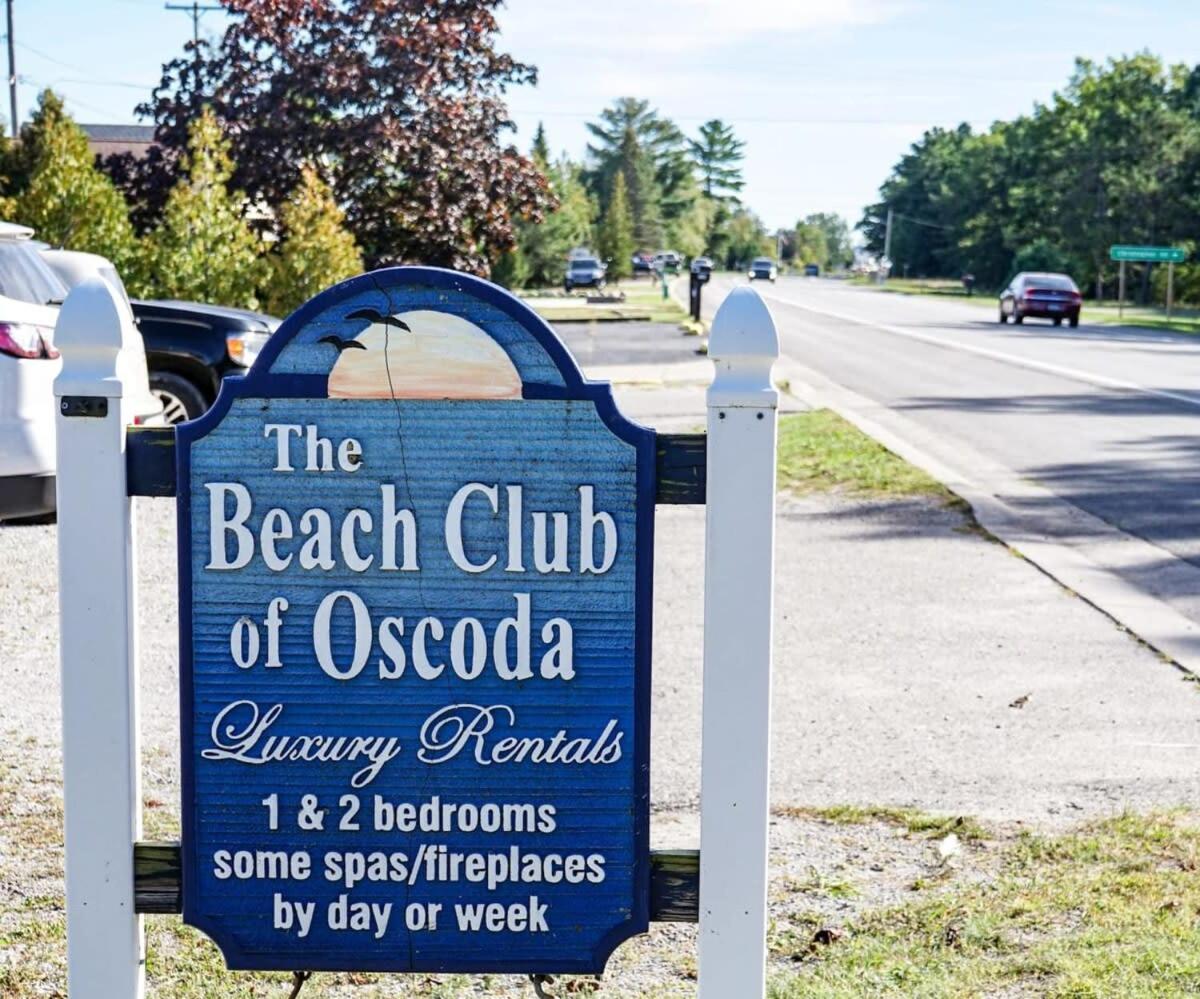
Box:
[1013,309,1024,325]
[150,371,208,425]
[999,309,1008,324]
[1069,315,1079,328]
[1053,317,1063,326]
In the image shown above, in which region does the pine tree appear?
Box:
[144,108,266,308]
[12,90,140,282]
[688,119,745,200]
[266,164,364,315]
[531,122,551,168]
[515,156,593,288]
[597,171,634,281]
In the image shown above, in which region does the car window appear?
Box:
[1025,275,1077,291]
[0,240,69,305]
[570,259,599,269]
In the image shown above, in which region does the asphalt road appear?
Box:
[704,274,1200,625]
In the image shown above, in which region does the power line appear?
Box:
[164,1,221,48]
[508,107,994,128]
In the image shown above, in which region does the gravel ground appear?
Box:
[3,319,1199,994]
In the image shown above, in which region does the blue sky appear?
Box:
[11,1,1200,233]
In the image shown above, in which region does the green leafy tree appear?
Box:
[144,108,266,308]
[490,245,530,290]
[801,213,852,269]
[792,222,828,269]
[519,157,594,287]
[266,163,364,316]
[10,90,140,283]
[722,207,772,270]
[858,55,1200,296]
[597,171,634,280]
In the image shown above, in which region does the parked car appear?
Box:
[632,252,653,275]
[653,250,682,274]
[748,257,778,282]
[129,300,278,423]
[564,256,607,292]
[42,248,279,425]
[999,272,1081,327]
[691,256,714,279]
[804,263,820,277]
[0,233,159,520]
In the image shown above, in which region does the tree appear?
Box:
[9,90,140,281]
[857,55,1200,295]
[531,122,551,168]
[688,119,745,200]
[135,0,552,275]
[722,207,772,270]
[792,222,828,269]
[266,164,364,316]
[518,156,594,287]
[584,98,695,251]
[801,212,852,269]
[597,171,634,280]
[144,108,266,308]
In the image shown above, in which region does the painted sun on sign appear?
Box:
[325,308,522,400]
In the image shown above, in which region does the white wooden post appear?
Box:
[698,287,779,998]
[53,278,145,998]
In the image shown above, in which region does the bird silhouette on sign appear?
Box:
[318,334,366,352]
[344,307,413,334]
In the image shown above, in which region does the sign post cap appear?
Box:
[708,286,779,406]
[53,277,138,398]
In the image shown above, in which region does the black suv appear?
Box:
[133,300,280,424]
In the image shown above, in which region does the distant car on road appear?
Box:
[632,252,653,275]
[564,256,606,292]
[690,256,714,278]
[748,257,777,282]
[804,263,820,277]
[999,272,1081,327]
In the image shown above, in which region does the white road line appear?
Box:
[752,287,1200,410]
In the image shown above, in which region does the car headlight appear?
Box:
[226,330,270,368]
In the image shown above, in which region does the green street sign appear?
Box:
[1109,244,1187,263]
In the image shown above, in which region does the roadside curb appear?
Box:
[775,356,1200,677]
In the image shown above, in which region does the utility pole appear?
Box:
[165,1,221,50]
[6,0,16,139]
[879,207,894,284]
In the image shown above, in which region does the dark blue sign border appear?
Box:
[176,266,654,973]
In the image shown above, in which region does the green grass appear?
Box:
[522,280,688,325]
[768,811,1200,998]
[847,275,994,305]
[1079,302,1200,334]
[780,804,988,843]
[776,410,952,499]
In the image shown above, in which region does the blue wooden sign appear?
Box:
[177,268,653,973]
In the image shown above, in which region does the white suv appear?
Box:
[0,224,158,520]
